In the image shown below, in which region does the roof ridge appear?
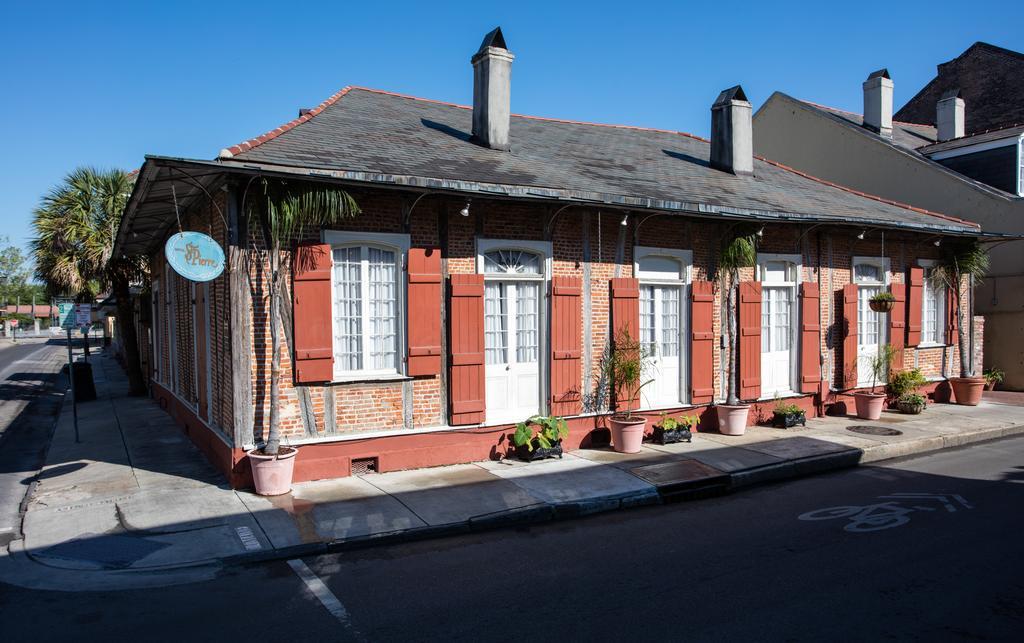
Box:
[756,154,978,229]
[800,99,934,128]
[220,85,710,158]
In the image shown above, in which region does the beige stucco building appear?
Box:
[754,77,1024,388]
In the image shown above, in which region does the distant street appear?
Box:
[2,434,1022,642]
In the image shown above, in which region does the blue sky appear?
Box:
[2,0,1021,260]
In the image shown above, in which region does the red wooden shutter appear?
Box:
[889,283,906,368]
[550,276,582,416]
[690,280,715,404]
[292,243,334,383]
[945,285,958,345]
[799,282,821,394]
[448,274,485,425]
[609,278,640,409]
[407,247,442,376]
[842,283,858,389]
[907,267,924,347]
[738,281,761,401]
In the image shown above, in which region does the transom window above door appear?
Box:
[854,261,885,284]
[483,249,542,275]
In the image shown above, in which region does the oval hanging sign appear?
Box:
[165,232,226,282]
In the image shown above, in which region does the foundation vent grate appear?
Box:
[351,457,378,476]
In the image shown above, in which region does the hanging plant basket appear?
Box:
[868,292,896,313]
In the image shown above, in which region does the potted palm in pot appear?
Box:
[716,225,758,435]
[934,239,989,406]
[604,328,653,453]
[853,344,896,420]
[245,179,359,495]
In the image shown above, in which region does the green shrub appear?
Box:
[773,401,804,415]
[889,368,926,399]
[513,415,568,451]
[657,412,699,430]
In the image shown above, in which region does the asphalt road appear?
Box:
[0,339,66,544]
[2,434,1022,642]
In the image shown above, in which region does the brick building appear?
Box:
[114,30,988,488]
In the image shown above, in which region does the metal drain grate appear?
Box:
[847,425,903,436]
[351,457,378,475]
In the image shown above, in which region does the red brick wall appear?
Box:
[147,184,983,478]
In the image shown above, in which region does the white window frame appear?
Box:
[633,246,692,409]
[322,230,410,382]
[476,238,552,419]
[756,253,802,399]
[918,259,946,347]
[852,256,891,386]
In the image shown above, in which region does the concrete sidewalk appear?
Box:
[8,351,1024,574]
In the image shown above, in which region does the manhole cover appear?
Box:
[847,425,903,436]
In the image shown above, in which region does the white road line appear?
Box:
[288,558,364,641]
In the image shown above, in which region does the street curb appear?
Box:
[18,416,1024,576]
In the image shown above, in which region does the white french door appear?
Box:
[761,286,794,395]
[640,284,684,407]
[484,281,541,423]
[857,285,885,387]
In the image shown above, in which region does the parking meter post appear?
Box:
[67,327,79,443]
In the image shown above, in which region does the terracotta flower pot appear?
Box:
[984,380,996,391]
[716,404,750,435]
[609,416,647,453]
[853,392,886,420]
[247,446,298,496]
[950,377,986,406]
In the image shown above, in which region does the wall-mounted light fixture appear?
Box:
[620,214,629,227]
[856,230,866,240]
[756,225,764,237]
[460,200,471,217]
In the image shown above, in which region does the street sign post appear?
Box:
[56,300,80,443]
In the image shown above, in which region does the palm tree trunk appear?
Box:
[956,284,971,377]
[726,272,739,405]
[265,246,282,456]
[113,273,147,396]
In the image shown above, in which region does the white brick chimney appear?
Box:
[471,27,514,151]
[863,69,894,138]
[936,88,965,142]
[710,85,754,175]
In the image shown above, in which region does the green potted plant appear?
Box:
[896,392,927,415]
[512,415,568,461]
[603,328,654,453]
[983,367,1004,391]
[716,225,759,435]
[868,291,896,313]
[771,400,806,428]
[888,368,926,404]
[853,343,896,420]
[652,412,698,445]
[934,239,989,406]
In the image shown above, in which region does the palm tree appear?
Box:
[718,225,758,405]
[31,167,148,395]
[934,238,989,378]
[246,178,360,455]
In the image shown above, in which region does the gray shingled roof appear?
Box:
[219,87,976,233]
[918,123,1024,155]
[802,101,938,151]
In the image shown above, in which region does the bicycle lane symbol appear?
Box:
[798,494,973,533]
